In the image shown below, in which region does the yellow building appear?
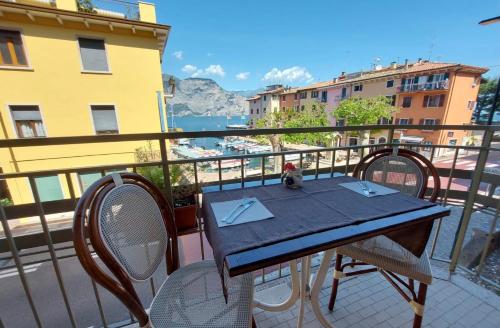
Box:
[0,0,170,204]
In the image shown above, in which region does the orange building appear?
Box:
[393,63,487,151]
[280,87,299,111]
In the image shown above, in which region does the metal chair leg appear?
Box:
[328,253,343,311]
[412,283,428,328]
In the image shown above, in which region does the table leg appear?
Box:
[253,260,300,312]
[297,256,311,328]
[310,248,336,328]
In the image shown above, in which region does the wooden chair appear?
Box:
[73,172,254,328]
[328,148,441,328]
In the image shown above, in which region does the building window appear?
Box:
[378,117,390,124]
[282,95,286,101]
[386,80,394,88]
[253,100,256,104]
[250,109,253,114]
[369,138,376,145]
[300,91,307,99]
[402,96,412,108]
[353,84,363,92]
[398,118,410,125]
[300,105,305,111]
[336,119,345,127]
[78,38,109,72]
[467,100,476,110]
[448,131,454,137]
[341,87,347,98]
[294,94,298,100]
[263,95,267,101]
[422,118,437,125]
[448,139,457,146]
[378,137,387,144]
[386,95,396,106]
[311,91,319,98]
[272,95,278,100]
[422,141,432,151]
[10,105,46,138]
[0,29,28,67]
[91,105,119,135]
[423,94,445,108]
[321,90,328,102]
[256,109,259,114]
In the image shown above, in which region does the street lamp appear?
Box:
[479,16,500,125]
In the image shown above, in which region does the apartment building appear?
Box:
[0,0,169,204]
[280,87,299,111]
[247,84,283,127]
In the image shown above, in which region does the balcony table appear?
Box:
[202,176,450,328]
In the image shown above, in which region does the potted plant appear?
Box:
[135,144,199,233]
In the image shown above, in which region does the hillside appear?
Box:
[163,75,260,116]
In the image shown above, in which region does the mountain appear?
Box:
[163,75,256,116]
[231,88,265,98]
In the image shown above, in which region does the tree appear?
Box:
[256,103,333,171]
[475,77,499,124]
[334,96,398,145]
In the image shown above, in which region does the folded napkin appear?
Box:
[211,197,274,228]
[339,181,399,198]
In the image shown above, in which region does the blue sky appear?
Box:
[154,0,500,91]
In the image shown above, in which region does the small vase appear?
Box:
[283,168,303,189]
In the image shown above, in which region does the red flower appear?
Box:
[283,162,296,172]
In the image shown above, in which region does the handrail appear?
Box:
[0,124,498,148]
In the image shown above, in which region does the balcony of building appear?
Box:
[398,81,450,93]
[0,125,499,328]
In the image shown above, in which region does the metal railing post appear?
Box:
[159,137,174,214]
[449,129,494,272]
[28,176,78,328]
[0,206,44,328]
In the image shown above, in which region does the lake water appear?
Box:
[172,115,248,153]
[172,115,265,170]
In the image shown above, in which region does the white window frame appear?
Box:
[77,35,112,74]
[88,104,120,135]
[0,26,33,71]
[399,118,410,125]
[7,103,48,138]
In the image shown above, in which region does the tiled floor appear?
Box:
[252,261,500,328]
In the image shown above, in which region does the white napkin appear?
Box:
[211,197,274,228]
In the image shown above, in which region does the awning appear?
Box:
[400,136,424,143]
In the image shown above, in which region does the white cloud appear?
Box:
[236,72,250,80]
[262,66,314,83]
[182,64,225,78]
[203,64,225,77]
[173,51,183,60]
[182,64,198,74]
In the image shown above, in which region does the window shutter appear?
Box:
[79,38,108,71]
[444,73,449,80]
[91,106,118,132]
[435,119,440,125]
[414,76,419,84]
[438,95,445,107]
[409,118,413,124]
[427,74,434,83]
[11,106,42,120]
[395,118,400,125]
[423,96,429,107]
[419,119,424,125]
[401,78,406,86]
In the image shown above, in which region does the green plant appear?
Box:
[0,198,13,207]
[135,145,196,203]
[76,0,95,13]
[334,96,398,144]
[256,103,333,171]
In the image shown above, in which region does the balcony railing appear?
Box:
[398,80,450,93]
[0,124,498,327]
